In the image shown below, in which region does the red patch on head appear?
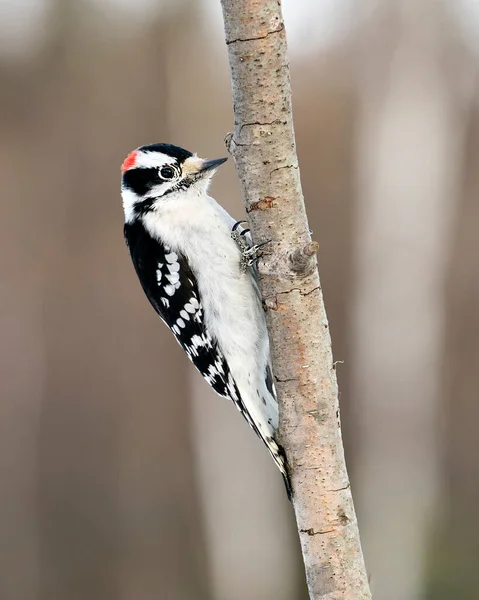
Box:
[121,149,139,173]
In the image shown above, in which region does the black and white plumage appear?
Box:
[121,143,291,497]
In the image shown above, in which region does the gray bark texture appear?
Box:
[219,2,372,599]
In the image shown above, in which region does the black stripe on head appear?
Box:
[140,143,193,162]
[133,198,155,217]
[122,167,159,196]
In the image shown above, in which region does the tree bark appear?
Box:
[220,2,371,599]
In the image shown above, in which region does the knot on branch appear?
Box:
[247,196,276,213]
[289,241,319,276]
[224,132,234,154]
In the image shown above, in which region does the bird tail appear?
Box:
[267,436,293,500]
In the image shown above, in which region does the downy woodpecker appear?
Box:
[121,143,291,497]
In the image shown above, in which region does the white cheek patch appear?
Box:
[148,181,176,198]
[121,187,140,223]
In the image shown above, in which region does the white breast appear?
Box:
[142,187,278,432]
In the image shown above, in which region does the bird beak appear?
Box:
[181,156,228,178]
[199,157,228,173]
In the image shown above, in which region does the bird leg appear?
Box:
[231,221,271,272]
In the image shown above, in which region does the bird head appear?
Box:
[121,143,227,222]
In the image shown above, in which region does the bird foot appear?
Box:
[231,221,271,272]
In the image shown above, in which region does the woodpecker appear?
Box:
[121,143,291,497]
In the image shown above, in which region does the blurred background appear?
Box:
[0,0,478,598]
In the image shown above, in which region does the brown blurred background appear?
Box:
[0,0,478,598]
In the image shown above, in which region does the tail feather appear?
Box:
[267,436,292,500]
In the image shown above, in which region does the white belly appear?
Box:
[142,190,278,432]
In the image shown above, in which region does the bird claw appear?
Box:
[231,221,271,272]
[231,220,249,233]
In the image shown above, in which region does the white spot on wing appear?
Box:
[165,252,178,264]
[189,297,200,309]
[164,284,176,296]
[191,335,203,347]
[168,262,180,273]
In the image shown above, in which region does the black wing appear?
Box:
[124,220,292,498]
[124,220,243,404]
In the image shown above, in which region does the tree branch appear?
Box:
[220,1,371,598]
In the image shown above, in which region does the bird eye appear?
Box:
[159,166,175,180]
